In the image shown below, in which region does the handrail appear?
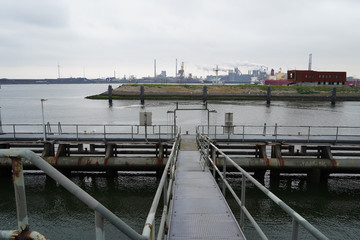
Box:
[197,133,329,240]
[197,124,360,143]
[0,131,181,240]
[0,149,147,240]
[0,123,178,140]
[142,132,181,239]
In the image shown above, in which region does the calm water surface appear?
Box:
[1,84,360,239]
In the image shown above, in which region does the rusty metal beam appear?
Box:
[11,157,29,231]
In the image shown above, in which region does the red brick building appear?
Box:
[287,70,346,86]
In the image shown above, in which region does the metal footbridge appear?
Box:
[0,129,331,240]
[167,136,244,239]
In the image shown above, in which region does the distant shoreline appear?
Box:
[86,84,360,101]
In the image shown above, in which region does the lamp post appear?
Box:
[41,99,47,141]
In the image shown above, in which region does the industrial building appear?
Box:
[287,70,346,86]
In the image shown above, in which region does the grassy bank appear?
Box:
[86,84,360,101]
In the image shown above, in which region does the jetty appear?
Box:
[87,84,360,102]
[0,127,333,239]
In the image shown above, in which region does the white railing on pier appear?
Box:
[197,124,360,143]
[196,132,329,240]
[0,123,177,141]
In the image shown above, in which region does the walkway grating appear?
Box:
[168,135,245,240]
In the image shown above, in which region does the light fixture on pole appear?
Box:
[41,99,48,141]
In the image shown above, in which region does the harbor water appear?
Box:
[0,84,360,239]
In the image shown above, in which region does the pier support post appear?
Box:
[253,171,266,183]
[270,170,280,185]
[140,85,145,105]
[308,168,328,185]
[42,142,55,158]
[301,146,307,155]
[203,85,208,102]
[108,85,113,104]
[266,86,271,104]
[331,87,336,105]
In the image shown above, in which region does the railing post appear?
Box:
[203,138,210,171]
[11,157,29,231]
[131,126,134,141]
[291,218,299,240]
[335,127,339,143]
[263,123,266,136]
[222,157,226,196]
[76,125,79,141]
[242,126,245,142]
[212,143,216,177]
[163,173,168,206]
[95,211,105,240]
[240,174,246,230]
[307,126,311,143]
[104,125,106,140]
[58,122,62,135]
[13,124,16,140]
[158,125,161,140]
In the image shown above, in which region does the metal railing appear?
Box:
[197,124,360,143]
[142,131,181,239]
[0,123,177,141]
[0,131,181,240]
[196,132,329,240]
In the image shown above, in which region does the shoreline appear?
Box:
[86,84,360,101]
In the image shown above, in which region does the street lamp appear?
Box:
[41,99,48,141]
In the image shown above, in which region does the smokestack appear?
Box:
[308,53,312,71]
[154,59,157,78]
[175,58,178,77]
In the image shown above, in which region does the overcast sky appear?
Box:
[0,0,359,79]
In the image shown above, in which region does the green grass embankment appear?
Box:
[86,84,360,101]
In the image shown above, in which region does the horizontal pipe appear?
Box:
[0,157,167,170]
[1,155,360,173]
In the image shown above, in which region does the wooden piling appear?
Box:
[108,85,113,104]
[266,86,271,104]
[331,87,336,105]
[203,85,207,102]
[140,85,145,104]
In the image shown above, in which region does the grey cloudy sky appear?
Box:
[0,0,359,79]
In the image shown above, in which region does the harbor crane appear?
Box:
[213,65,228,84]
